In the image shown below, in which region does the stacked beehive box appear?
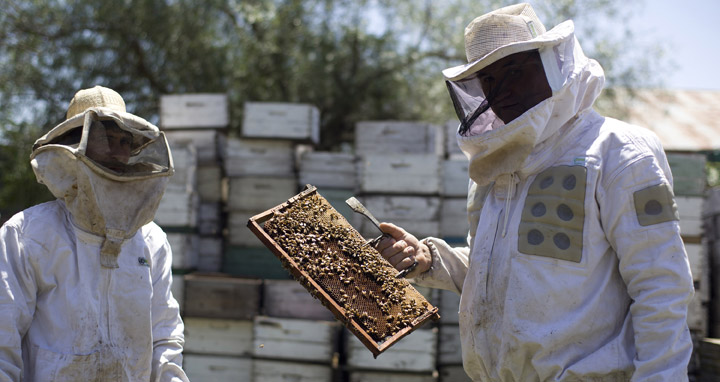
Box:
[354,121,444,240]
[666,153,709,337]
[223,102,319,279]
[158,94,231,311]
[181,273,260,381]
[440,121,470,243]
[435,290,471,381]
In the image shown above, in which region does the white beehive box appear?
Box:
[196,236,223,273]
[442,158,469,197]
[198,202,222,236]
[438,290,461,325]
[170,274,184,311]
[346,327,437,372]
[677,196,703,238]
[358,196,440,239]
[242,102,320,144]
[155,187,199,228]
[160,93,229,129]
[445,120,464,158]
[227,211,264,246]
[252,316,339,363]
[438,324,463,365]
[263,279,335,321]
[440,198,469,239]
[166,142,197,192]
[224,138,295,177]
[184,354,252,382]
[227,176,298,212]
[165,129,222,164]
[299,151,357,189]
[166,232,198,270]
[184,317,254,356]
[355,121,443,156]
[349,371,437,382]
[252,360,332,382]
[197,165,223,203]
[359,154,440,195]
[438,365,472,382]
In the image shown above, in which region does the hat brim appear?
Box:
[442,20,575,81]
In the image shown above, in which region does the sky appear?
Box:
[624,0,720,90]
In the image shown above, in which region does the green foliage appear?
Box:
[0,0,660,217]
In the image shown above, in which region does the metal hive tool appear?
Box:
[247,185,440,357]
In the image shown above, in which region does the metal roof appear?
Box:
[613,89,720,152]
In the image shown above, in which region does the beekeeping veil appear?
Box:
[30,86,174,268]
[443,3,604,186]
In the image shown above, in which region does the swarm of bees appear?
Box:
[263,193,430,341]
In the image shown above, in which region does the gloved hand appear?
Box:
[374,222,432,279]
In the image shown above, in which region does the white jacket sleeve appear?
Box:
[0,223,36,382]
[413,238,469,294]
[600,150,694,381]
[149,236,189,382]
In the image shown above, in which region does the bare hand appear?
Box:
[374,222,432,278]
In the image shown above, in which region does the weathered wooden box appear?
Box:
[183,354,252,382]
[438,365,472,382]
[198,202,222,236]
[155,187,198,228]
[357,196,440,239]
[677,196,704,238]
[197,165,223,203]
[227,176,298,212]
[438,324,463,365]
[222,246,292,280]
[160,93,229,129]
[666,152,706,197]
[182,273,262,319]
[165,129,223,164]
[223,138,295,177]
[358,154,440,195]
[355,121,443,156]
[252,359,333,382]
[228,211,266,246]
[345,327,438,372]
[440,198,469,240]
[444,120,464,158]
[167,232,198,271]
[442,158,469,197]
[183,317,254,356]
[253,316,339,363]
[263,279,335,321]
[299,151,357,189]
[349,371,438,382]
[438,290,461,325]
[242,102,320,144]
[196,235,223,273]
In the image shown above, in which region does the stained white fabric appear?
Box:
[0,200,188,381]
[415,19,693,382]
[30,107,172,267]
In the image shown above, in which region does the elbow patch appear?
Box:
[518,166,587,263]
[633,183,679,226]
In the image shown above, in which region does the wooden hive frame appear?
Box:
[247,185,440,357]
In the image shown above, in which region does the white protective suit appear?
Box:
[0,87,188,381]
[416,19,694,382]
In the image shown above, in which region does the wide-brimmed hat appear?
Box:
[66,85,127,119]
[443,3,566,81]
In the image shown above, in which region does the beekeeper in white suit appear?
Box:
[376,3,694,381]
[0,86,189,381]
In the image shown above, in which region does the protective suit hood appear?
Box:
[449,20,605,186]
[29,86,173,268]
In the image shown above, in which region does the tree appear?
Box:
[0,0,662,221]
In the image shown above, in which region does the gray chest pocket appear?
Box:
[518,165,587,262]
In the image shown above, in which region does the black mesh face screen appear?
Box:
[254,189,438,353]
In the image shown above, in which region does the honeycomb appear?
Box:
[248,186,439,355]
